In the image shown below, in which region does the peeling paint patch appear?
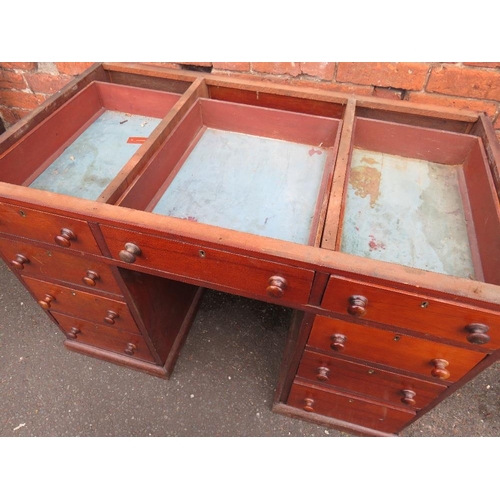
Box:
[349,165,381,208]
[360,156,380,165]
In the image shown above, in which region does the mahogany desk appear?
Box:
[1,63,499,436]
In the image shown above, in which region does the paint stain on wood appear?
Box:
[368,234,386,251]
[349,165,381,208]
[308,148,323,156]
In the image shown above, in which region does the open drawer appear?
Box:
[0,81,181,203]
[117,98,342,246]
[329,117,500,285]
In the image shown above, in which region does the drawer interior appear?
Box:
[117,98,342,246]
[0,81,180,201]
[332,117,500,284]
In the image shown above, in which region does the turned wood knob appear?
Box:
[55,228,76,247]
[38,294,55,310]
[266,275,287,298]
[66,327,80,340]
[431,358,450,380]
[330,333,347,351]
[11,254,29,270]
[347,295,368,317]
[104,310,119,325]
[465,323,490,345]
[316,366,330,382]
[401,389,417,406]
[124,343,136,356]
[303,398,315,412]
[82,270,100,287]
[119,242,141,263]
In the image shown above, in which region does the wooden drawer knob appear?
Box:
[431,358,450,380]
[82,270,100,287]
[316,366,330,382]
[124,343,136,356]
[266,276,288,299]
[11,254,29,270]
[465,323,490,345]
[38,294,55,310]
[347,295,368,317]
[55,228,76,247]
[401,389,417,407]
[330,333,347,351]
[266,275,287,298]
[104,310,119,325]
[119,242,141,263]
[303,398,315,412]
[66,327,80,340]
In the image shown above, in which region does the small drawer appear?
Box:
[0,201,100,255]
[23,276,139,333]
[53,312,155,363]
[308,315,485,382]
[321,275,500,350]
[287,380,416,434]
[0,239,122,295]
[297,349,447,410]
[100,225,314,306]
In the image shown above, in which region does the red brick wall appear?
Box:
[1,62,499,140]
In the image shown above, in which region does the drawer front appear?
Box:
[53,312,155,363]
[308,315,485,382]
[288,381,415,434]
[321,275,500,350]
[0,201,100,255]
[23,276,139,333]
[0,239,122,295]
[297,349,447,410]
[100,225,314,305]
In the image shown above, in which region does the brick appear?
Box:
[300,63,335,81]
[427,65,500,100]
[0,89,44,110]
[0,70,26,90]
[55,62,94,75]
[212,62,251,72]
[251,62,301,77]
[25,73,73,94]
[407,91,499,116]
[0,105,29,126]
[337,62,429,91]
[0,62,37,71]
[373,86,405,100]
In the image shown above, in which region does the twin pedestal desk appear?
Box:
[1,63,500,436]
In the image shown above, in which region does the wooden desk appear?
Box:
[1,63,499,436]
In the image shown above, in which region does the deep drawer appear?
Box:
[0,238,122,295]
[53,312,155,363]
[23,276,139,333]
[297,349,447,410]
[308,315,485,382]
[0,201,101,255]
[287,380,416,434]
[100,225,314,306]
[321,275,500,350]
